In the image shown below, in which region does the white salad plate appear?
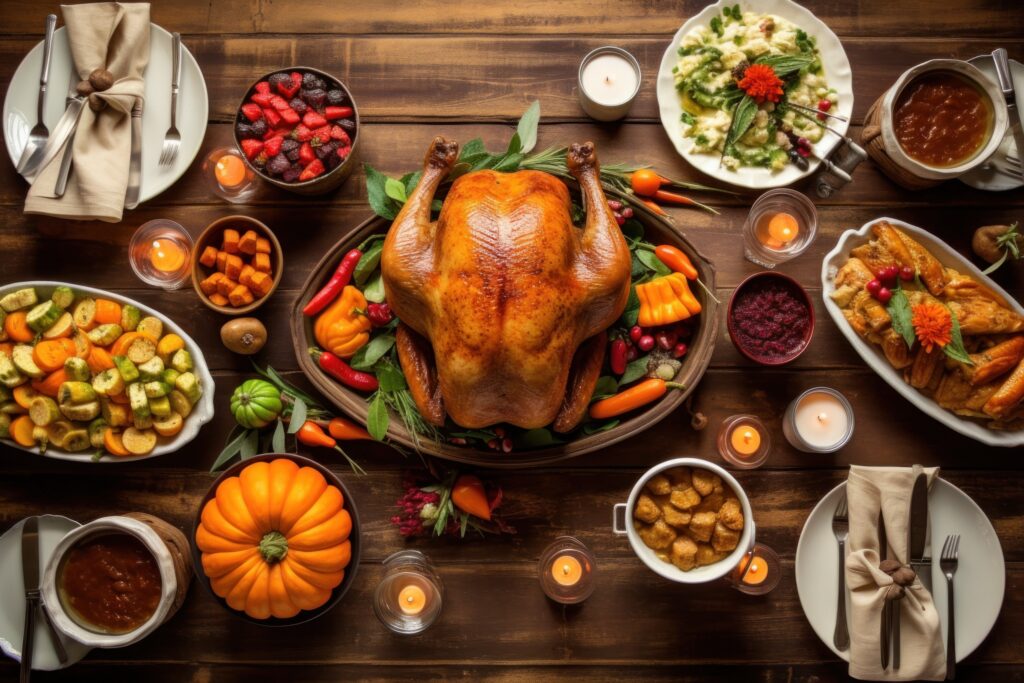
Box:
[0,515,92,670]
[821,217,1024,448]
[3,23,208,204]
[0,281,216,462]
[960,54,1024,192]
[656,0,853,189]
[796,479,1004,663]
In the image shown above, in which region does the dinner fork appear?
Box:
[941,534,960,680]
[832,492,850,651]
[16,14,57,175]
[158,32,182,167]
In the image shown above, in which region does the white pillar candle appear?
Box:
[783,387,855,453]
[578,47,641,121]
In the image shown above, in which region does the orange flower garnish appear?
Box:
[737,64,785,104]
[911,302,952,353]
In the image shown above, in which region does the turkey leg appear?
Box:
[395,323,446,427]
[553,331,607,433]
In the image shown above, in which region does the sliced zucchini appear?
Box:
[101,400,129,428]
[59,400,100,422]
[71,330,91,358]
[0,413,10,438]
[161,368,181,386]
[137,316,164,340]
[42,312,74,339]
[0,309,6,341]
[128,382,150,421]
[0,386,9,402]
[173,372,202,405]
[168,390,193,418]
[0,351,26,388]
[12,346,44,379]
[72,298,97,329]
[62,429,91,452]
[87,323,123,347]
[120,304,141,332]
[137,356,164,382]
[46,420,74,445]
[133,414,153,430]
[64,356,90,382]
[157,335,185,364]
[153,412,183,437]
[113,356,140,383]
[26,301,62,333]
[149,395,172,417]
[144,381,171,398]
[0,288,38,312]
[28,396,60,426]
[58,381,97,405]
[91,368,124,396]
[126,336,156,365]
[170,349,194,373]
[122,427,157,455]
[32,426,50,453]
[50,286,75,310]
[87,418,108,448]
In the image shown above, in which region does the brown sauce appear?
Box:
[58,533,161,634]
[894,71,992,168]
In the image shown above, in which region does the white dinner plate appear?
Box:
[656,0,853,189]
[821,216,1024,448]
[0,515,91,671]
[3,22,208,205]
[796,479,1005,663]
[960,55,1024,192]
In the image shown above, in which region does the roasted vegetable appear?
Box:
[0,288,38,313]
[635,273,702,327]
[313,286,371,359]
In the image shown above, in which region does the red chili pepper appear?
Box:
[302,249,363,316]
[610,338,628,375]
[367,302,393,327]
[309,347,379,392]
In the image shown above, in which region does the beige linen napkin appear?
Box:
[846,465,946,681]
[24,2,150,222]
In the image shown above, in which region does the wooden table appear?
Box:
[1,1,1023,680]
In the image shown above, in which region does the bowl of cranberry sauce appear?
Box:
[727,272,814,365]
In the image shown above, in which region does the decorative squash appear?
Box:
[313,286,371,359]
[229,379,283,429]
[635,272,702,327]
[195,458,353,619]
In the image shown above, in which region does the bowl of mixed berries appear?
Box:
[233,67,359,194]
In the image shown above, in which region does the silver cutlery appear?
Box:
[54,71,80,197]
[993,48,1024,184]
[158,32,182,166]
[909,471,930,586]
[787,100,850,124]
[941,534,960,680]
[878,510,890,669]
[16,14,57,176]
[20,517,40,683]
[125,100,143,208]
[831,492,850,651]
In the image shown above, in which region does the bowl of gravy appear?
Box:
[882,59,1008,180]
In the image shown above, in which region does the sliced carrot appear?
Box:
[87,347,115,374]
[10,415,35,447]
[32,369,67,397]
[32,339,70,373]
[222,229,241,254]
[199,246,219,268]
[0,342,12,358]
[103,428,131,456]
[59,338,77,357]
[109,391,130,405]
[4,311,34,343]
[94,299,122,325]
[110,332,142,357]
[71,331,92,359]
[13,385,39,409]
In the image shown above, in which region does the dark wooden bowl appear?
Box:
[291,188,719,468]
[727,271,815,365]
[191,215,284,315]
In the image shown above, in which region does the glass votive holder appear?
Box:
[128,219,193,290]
[783,387,855,453]
[202,147,258,203]
[373,550,443,635]
[727,542,782,595]
[577,46,641,122]
[742,189,818,268]
[717,415,771,469]
[538,536,596,604]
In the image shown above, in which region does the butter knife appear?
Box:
[993,48,1024,184]
[124,100,143,209]
[53,72,80,198]
[909,471,930,588]
[20,517,40,683]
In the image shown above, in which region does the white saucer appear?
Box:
[960,55,1023,192]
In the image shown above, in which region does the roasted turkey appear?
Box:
[381,137,631,431]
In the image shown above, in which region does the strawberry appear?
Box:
[240,139,264,160]
[250,92,274,107]
[303,111,328,129]
[299,142,316,166]
[263,125,290,141]
[270,95,290,111]
[324,106,354,120]
[277,72,302,99]
[298,158,325,182]
[264,135,284,157]
[337,145,352,160]
[262,107,283,128]
[330,126,351,145]
[280,107,300,125]
[291,124,313,142]
[240,103,263,122]
[254,81,271,95]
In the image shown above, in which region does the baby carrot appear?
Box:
[654,244,699,280]
[589,378,686,420]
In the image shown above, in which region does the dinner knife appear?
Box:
[23,89,84,186]
[20,517,40,683]
[993,48,1024,184]
[53,73,80,198]
[879,510,890,670]
[909,471,930,588]
[124,100,143,209]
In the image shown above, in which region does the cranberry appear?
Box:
[797,137,810,149]
[866,279,882,295]
[656,330,679,351]
[673,342,689,358]
[607,199,623,211]
[366,302,393,326]
[796,146,810,157]
[487,439,499,450]
[637,335,655,352]
[614,213,626,226]
[501,438,513,453]
[621,207,634,219]
[493,426,506,438]
[629,325,644,343]
[876,266,898,287]
[876,286,892,304]
[818,99,832,112]
[900,265,914,282]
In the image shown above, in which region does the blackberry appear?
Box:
[236,122,255,139]
[289,97,308,115]
[338,118,356,133]
[266,153,291,176]
[303,88,327,109]
[326,89,346,106]
[302,73,326,90]
[268,72,291,90]
[250,119,268,137]
[282,165,302,183]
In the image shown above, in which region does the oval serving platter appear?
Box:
[821,218,1024,448]
[292,189,719,468]
[0,281,216,462]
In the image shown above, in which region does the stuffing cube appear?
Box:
[668,467,692,487]
[645,473,672,496]
[718,498,744,531]
[222,228,240,254]
[238,230,259,255]
[637,519,677,550]
[634,494,661,524]
[255,237,272,254]
[692,469,721,497]
[217,277,238,298]
[696,543,725,567]
[209,293,229,306]
[199,246,218,268]
[696,491,726,513]
[199,272,225,296]
[687,511,717,542]
[215,250,229,272]
[224,254,244,280]
[670,486,701,511]
[670,535,699,571]
[239,264,257,288]
[229,284,255,307]
[249,271,273,297]
[711,521,741,553]
[253,252,272,273]
[662,504,692,529]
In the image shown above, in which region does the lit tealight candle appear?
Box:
[784,387,854,453]
[767,212,799,244]
[730,426,761,457]
[539,537,596,604]
[148,238,186,273]
[738,554,769,586]
[717,415,770,469]
[397,584,427,616]
[578,47,641,121]
[214,154,246,189]
[551,555,583,587]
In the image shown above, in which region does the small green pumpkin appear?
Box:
[230,379,282,429]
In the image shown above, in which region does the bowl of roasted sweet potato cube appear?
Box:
[613,458,754,583]
[192,215,283,314]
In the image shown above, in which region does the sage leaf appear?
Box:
[493,152,524,172]
[367,393,389,441]
[288,396,307,435]
[619,285,640,327]
[943,308,974,365]
[459,512,469,537]
[583,419,620,435]
[886,287,915,349]
[357,233,385,253]
[516,100,541,154]
[754,54,815,79]
[621,219,645,240]
[619,357,649,386]
[506,132,523,155]
[376,361,408,392]
[591,376,619,402]
[211,427,250,472]
[400,171,421,198]
[518,428,564,448]
[635,249,672,276]
[272,419,286,453]
[724,94,757,154]
[350,334,396,371]
[364,164,399,220]
[362,273,386,303]
[459,138,486,159]
[240,429,259,460]
[354,242,383,285]
[384,176,407,203]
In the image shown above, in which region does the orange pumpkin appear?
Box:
[195,458,353,619]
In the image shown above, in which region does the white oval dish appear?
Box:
[656,0,853,189]
[41,516,178,648]
[613,458,754,584]
[820,217,1024,447]
[0,280,215,462]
